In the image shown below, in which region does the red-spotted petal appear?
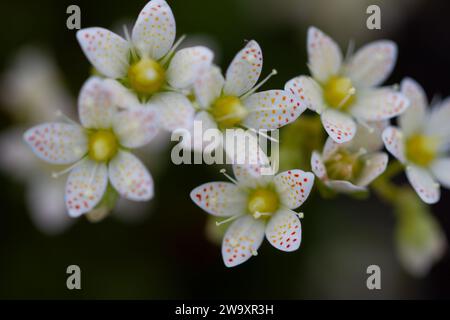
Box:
[113,107,159,148]
[131,0,176,60]
[321,109,356,143]
[166,46,213,89]
[345,41,397,88]
[265,209,301,252]
[108,151,154,201]
[222,215,265,267]
[311,151,327,180]
[223,40,263,97]
[285,76,325,114]
[78,77,116,129]
[24,123,87,165]
[307,26,342,83]
[399,78,427,136]
[274,170,314,209]
[351,88,409,121]
[150,92,195,131]
[194,66,224,108]
[65,159,108,217]
[190,182,246,217]
[356,152,388,187]
[382,126,406,163]
[76,28,129,78]
[406,165,440,204]
[242,90,305,130]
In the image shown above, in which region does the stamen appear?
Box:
[253,211,271,219]
[51,157,85,178]
[219,168,239,185]
[356,118,374,133]
[297,212,304,219]
[240,125,279,143]
[251,249,258,256]
[55,110,78,125]
[241,69,278,100]
[160,35,187,66]
[123,25,138,62]
[345,39,355,62]
[355,147,367,157]
[337,87,356,109]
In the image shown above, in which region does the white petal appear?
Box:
[326,180,367,193]
[274,170,314,209]
[65,159,108,217]
[307,26,342,83]
[311,151,328,180]
[131,0,176,60]
[345,41,397,88]
[76,28,129,78]
[113,107,159,148]
[150,92,195,131]
[425,97,450,140]
[190,182,246,217]
[181,111,219,152]
[382,126,406,163]
[265,209,301,252]
[284,76,325,114]
[321,109,357,143]
[166,46,214,89]
[27,175,73,235]
[431,158,450,189]
[78,77,116,129]
[351,88,409,121]
[322,136,341,161]
[104,79,141,109]
[347,120,388,153]
[108,151,154,201]
[194,65,224,108]
[356,152,388,187]
[406,165,440,204]
[242,90,304,130]
[23,123,87,165]
[222,215,265,267]
[223,40,263,97]
[399,78,427,136]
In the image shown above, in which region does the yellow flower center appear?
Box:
[406,134,439,167]
[323,76,356,110]
[88,130,118,162]
[128,58,165,95]
[324,149,364,182]
[210,95,248,129]
[247,188,279,219]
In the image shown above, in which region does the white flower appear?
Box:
[286,26,409,144]
[311,122,388,193]
[23,77,158,217]
[382,78,450,204]
[76,0,213,131]
[190,152,314,267]
[189,40,305,143]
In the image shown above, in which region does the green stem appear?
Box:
[370,160,405,208]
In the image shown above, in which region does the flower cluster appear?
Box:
[18,0,448,271]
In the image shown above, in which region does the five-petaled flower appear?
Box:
[23,77,158,217]
[77,0,213,132]
[311,122,388,193]
[190,152,314,267]
[382,78,450,204]
[183,40,305,152]
[286,26,409,144]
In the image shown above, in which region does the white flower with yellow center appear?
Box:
[185,40,305,151]
[76,0,213,131]
[23,77,158,217]
[286,27,409,144]
[382,78,450,204]
[190,153,314,267]
[311,122,388,193]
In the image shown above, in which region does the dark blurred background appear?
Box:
[0,0,449,299]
